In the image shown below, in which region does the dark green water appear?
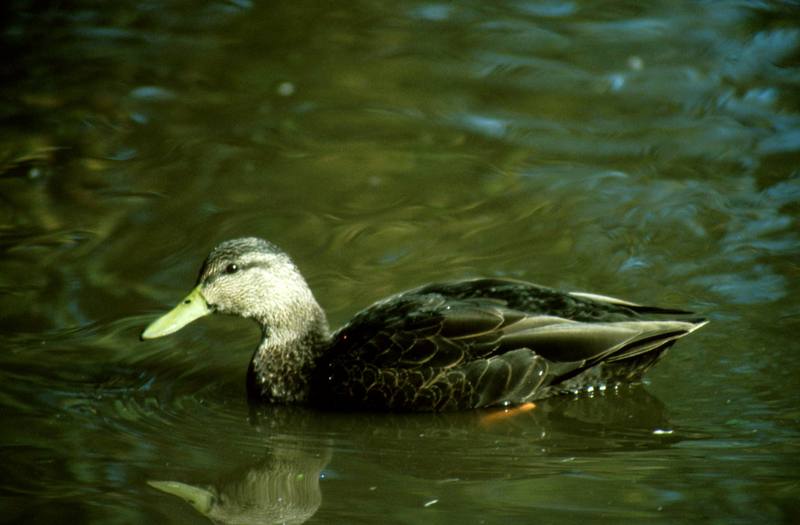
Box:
[2,1,799,523]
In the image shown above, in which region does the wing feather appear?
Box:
[318,279,707,410]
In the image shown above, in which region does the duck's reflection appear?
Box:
[149,407,330,525]
[149,387,684,524]
[149,446,329,525]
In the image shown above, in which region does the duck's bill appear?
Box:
[147,480,214,515]
[141,286,212,340]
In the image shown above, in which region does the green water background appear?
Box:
[1,1,798,523]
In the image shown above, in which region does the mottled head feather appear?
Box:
[198,237,291,284]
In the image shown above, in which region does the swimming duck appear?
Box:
[141,237,707,411]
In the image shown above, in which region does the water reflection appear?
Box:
[149,446,329,525]
[149,388,683,523]
[149,406,330,524]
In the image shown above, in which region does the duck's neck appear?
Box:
[246,308,331,403]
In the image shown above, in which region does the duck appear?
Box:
[141,237,707,411]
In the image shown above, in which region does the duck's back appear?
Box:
[309,278,704,411]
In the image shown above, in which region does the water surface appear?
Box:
[2,1,799,523]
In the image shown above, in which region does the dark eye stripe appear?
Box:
[203,261,267,285]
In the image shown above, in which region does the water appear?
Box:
[2,0,799,523]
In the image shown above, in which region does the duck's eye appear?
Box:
[224,263,239,275]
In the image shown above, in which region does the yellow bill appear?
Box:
[141,286,212,340]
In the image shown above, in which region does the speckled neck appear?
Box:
[246,309,331,403]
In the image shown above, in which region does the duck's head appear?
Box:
[141,237,321,340]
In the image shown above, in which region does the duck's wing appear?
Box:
[567,290,695,315]
[407,278,695,321]
[318,287,705,409]
[331,290,703,368]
